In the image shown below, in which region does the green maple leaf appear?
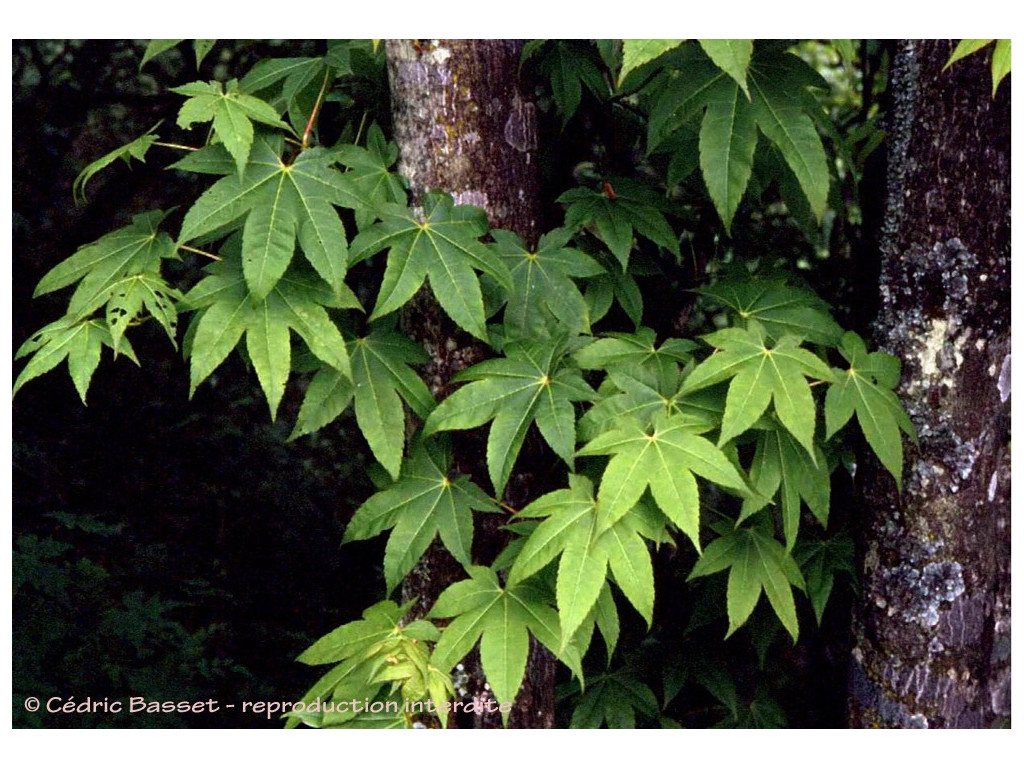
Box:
[104,272,183,356]
[171,79,291,176]
[342,442,498,594]
[14,318,139,403]
[178,139,356,302]
[33,211,177,315]
[531,41,608,127]
[73,124,161,203]
[698,74,758,231]
[290,600,453,729]
[140,39,216,71]
[288,364,355,443]
[508,475,656,644]
[740,425,830,549]
[559,178,680,270]
[491,227,605,340]
[582,254,645,328]
[688,523,806,641]
[428,565,581,721]
[567,667,660,728]
[681,321,834,457]
[239,56,328,133]
[698,276,844,345]
[794,534,855,625]
[574,327,697,375]
[565,581,620,666]
[578,410,750,551]
[423,336,595,497]
[333,124,408,230]
[577,361,725,443]
[825,331,916,486]
[183,259,352,420]
[746,52,831,221]
[291,323,434,478]
[648,45,830,229]
[697,40,753,97]
[349,192,513,341]
[619,40,686,87]
[16,211,176,400]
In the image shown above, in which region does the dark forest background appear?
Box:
[12,40,390,727]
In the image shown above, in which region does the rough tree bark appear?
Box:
[848,39,1011,728]
[384,39,555,728]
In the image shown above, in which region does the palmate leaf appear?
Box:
[349,192,512,341]
[567,667,660,729]
[428,565,581,722]
[288,364,354,442]
[688,523,806,641]
[578,410,749,551]
[491,227,605,340]
[697,40,753,97]
[290,600,453,729]
[559,179,680,270]
[349,325,434,478]
[140,39,216,70]
[681,321,834,458]
[746,51,830,220]
[574,327,697,373]
[794,534,855,625]
[34,210,176,303]
[619,40,685,87]
[239,56,326,117]
[740,426,830,550]
[342,442,498,594]
[532,41,608,127]
[179,139,355,302]
[171,79,291,176]
[825,331,916,487]
[649,45,830,228]
[14,318,139,403]
[698,276,843,345]
[183,260,352,420]
[508,475,656,644]
[423,336,595,496]
[104,272,183,356]
[333,124,407,230]
[582,257,645,328]
[73,124,161,203]
[290,324,433,476]
[566,581,620,666]
[577,362,725,443]
[647,45,724,153]
[698,75,758,231]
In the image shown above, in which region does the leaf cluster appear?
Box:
[15,38,916,729]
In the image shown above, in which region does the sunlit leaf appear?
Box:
[350,192,512,340]
[578,411,749,550]
[698,39,753,97]
[681,321,834,457]
[424,336,595,496]
[619,40,685,86]
[824,331,916,486]
[342,442,498,594]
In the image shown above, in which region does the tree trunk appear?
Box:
[385,38,555,728]
[848,39,1011,728]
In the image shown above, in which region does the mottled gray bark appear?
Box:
[849,39,1010,728]
[385,39,555,729]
